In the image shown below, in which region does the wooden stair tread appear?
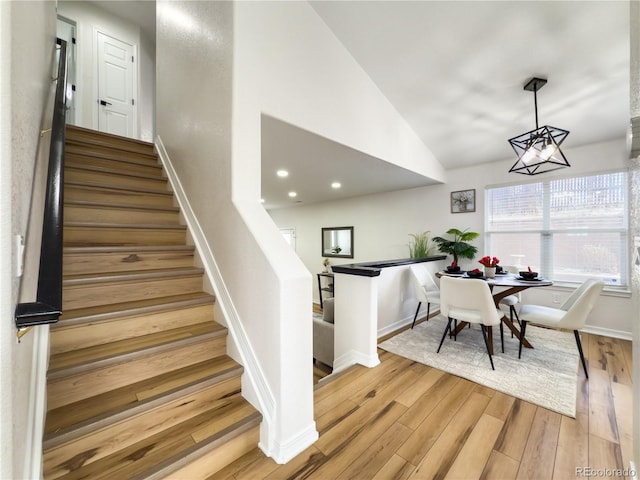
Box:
[63,267,203,285]
[66,146,161,168]
[65,221,185,229]
[48,322,224,374]
[66,162,168,182]
[44,355,242,442]
[65,180,173,197]
[63,245,194,254]
[48,395,260,480]
[66,125,156,154]
[132,409,261,480]
[64,200,180,213]
[57,292,215,325]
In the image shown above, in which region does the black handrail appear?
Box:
[15,38,68,328]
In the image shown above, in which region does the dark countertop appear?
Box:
[331,255,447,277]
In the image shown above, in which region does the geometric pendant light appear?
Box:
[508,77,570,175]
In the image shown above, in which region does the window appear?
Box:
[485,171,628,287]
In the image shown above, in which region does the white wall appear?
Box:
[1,1,56,478]
[138,30,155,141]
[156,0,448,462]
[57,1,155,141]
[269,138,633,338]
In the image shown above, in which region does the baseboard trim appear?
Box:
[581,324,632,341]
[260,421,319,465]
[155,135,276,444]
[22,324,49,480]
[377,315,414,339]
[333,349,380,373]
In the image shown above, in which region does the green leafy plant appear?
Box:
[408,231,434,258]
[432,228,479,264]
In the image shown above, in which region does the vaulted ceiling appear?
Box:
[87,1,630,209]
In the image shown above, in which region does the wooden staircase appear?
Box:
[43,125,261,479]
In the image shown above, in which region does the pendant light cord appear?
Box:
[533,86,539,129]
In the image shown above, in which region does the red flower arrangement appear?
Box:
[479,255,500,268]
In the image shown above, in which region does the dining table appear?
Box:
[436,270,553,354]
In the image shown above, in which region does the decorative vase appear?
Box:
[484,266,496,278]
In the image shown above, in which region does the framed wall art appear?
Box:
[451,189,476,213]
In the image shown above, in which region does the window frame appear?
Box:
[484,169,630,290]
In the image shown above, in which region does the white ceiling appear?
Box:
[89,0,156,39]
[261,117,439,209]
[310,0,629,170]
[86,1,631,210]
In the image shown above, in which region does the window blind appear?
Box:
[485,171,628,287]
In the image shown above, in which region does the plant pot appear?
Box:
[484,267,496,278]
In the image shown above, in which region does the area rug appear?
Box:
[378,316,579,417]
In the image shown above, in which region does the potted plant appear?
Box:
[408,231,434,258]
[433,228,479,265]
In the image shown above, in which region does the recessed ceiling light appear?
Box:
[288,191,297,198]
[331,182,341,189]
[277,170,289,178]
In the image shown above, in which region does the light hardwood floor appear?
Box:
[213,324,633,480]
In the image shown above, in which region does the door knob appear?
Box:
[99,100,112,106]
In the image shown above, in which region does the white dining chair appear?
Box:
[409,264,440,329]
[438,276,504,370]
[517,279,604,378]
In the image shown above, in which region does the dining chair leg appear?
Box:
[574,330,589,379]
[426,302,431,321]
[480,325,495,370]
[437,317,453,353]
[509,306,515,338]
[518,320,528,359]
[411,302,422,329]
[512,306,521,326]
[453,319,457,341]
[500,320,504,353]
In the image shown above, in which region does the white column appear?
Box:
[332,272,380,372]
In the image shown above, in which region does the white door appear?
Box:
[56,16,77,125]
[97,31,136,138]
